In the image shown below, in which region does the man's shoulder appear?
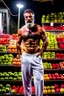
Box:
[18,25,26,34]
[36,24,45,32]
[19,25,26,31]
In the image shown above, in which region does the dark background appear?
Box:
[0,0,64,27]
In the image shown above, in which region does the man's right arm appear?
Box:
[16,30,22,58]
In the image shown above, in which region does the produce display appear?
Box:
[43,52,55,59]
[46,32,58,49]
[43,62,60,69]
[59,61,64,69]
[12,58,21,66]
[43,84,64,94]
[11,85,35,94]
[56,53,64,58]
[56,32,64,43]
[0,84,10,94]
[8,45,17,52]
[40,14,64,95]
[0,54,13,65]
[0,45,7,52]
[0,72,21,80]
[11,34,18,40]
[44,73,64,80]
[43,26,64,30]
[8,39,17,52]
[0,38,9,45]
[42,12,64,22]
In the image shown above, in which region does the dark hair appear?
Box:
[23,9,34,15]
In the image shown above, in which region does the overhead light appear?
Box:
[16,4,24,9]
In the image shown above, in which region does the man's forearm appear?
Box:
[42,41,48,51]
[41,39,48,52]
[16,43,21,55]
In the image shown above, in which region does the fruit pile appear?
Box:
[0,34,11,38]
[46,32,58,49]
[43,62,60,69]
[11,34,18,40]
[0,54,13,65]
[43,26,64,30]
[42,12,64,22]
[12,58,21,66]
[56,32,64,43]
[43,84,64,94]
[56,32,64,49]
[11,85,24,94]
[0,45,7,52]
[0,72,22,80]
[43,52,55,59]
[43,26,54,30]
[56,53,64,58]
[11,85,35,94]
[0,84,10,94]
[0,38,9,45]
[59,61,64,69]
[44,73,64,80]
[0,34,10,45]
[8,45,17,52]
[9,39,17,45]
[56,26,64,30]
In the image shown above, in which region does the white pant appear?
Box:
[20,52,44,96]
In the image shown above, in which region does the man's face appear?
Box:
[24,12,35,28]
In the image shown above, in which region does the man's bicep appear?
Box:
[40,30,47,41]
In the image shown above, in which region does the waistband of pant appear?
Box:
[22,52,37,56]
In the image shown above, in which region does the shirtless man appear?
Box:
[16,9,48,96]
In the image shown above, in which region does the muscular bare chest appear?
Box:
[21,27,40,43]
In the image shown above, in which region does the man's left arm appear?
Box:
[36,26,48,57]
[40,28,48,53]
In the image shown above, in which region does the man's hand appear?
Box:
[17,54,21,59]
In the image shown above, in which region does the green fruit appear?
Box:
[5,77,9,80]
[3,46,6,49]
[17,77,21,80]
[1,88,6,93]
[0,72,2,76]
[9,73,14,77]
[14,74,18,77]
[8,72,12,75]
[6,87,10,92]
[14,72,18,74]
[2,86,5,89]
[9,77,13,80]
[13,78,17,80]
[0,77,4,80]
[18,73,21,77]
[6,84,10,88]
[0,56,4,60]
[8,54,13,57]
[2,73,5,77]
[7,62,12,65]
[6,73,9,77]
[3,72,7,75]
[5,60,8,63]
[3,49,6,52]
[0,84,3,88]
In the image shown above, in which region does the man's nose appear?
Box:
[27,17,31,20]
